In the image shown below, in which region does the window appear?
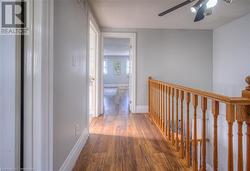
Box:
[104,60,107,74]
[126,59,130,75]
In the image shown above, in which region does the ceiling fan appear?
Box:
[158,0,232,22]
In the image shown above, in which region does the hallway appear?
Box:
[73,90,186,171]
[103,87,129,115]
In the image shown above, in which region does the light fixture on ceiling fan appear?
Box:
[158,0,232,22]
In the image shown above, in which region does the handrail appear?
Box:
[149,78,250,105]
[148,76,250,171]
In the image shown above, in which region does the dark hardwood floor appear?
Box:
[73,87,186,171]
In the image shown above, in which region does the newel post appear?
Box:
[243,76,250,171]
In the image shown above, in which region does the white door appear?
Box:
[89,22,98,122]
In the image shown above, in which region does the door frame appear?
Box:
[24,0,54,170]
[100,32,137,113]
[89,20,99,118]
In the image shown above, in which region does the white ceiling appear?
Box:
[104,38,130,56]
[89,0,250,29]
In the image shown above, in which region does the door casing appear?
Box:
[100,32,137,113]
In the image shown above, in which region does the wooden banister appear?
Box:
[150,79,250,105]
[148,76,250,171]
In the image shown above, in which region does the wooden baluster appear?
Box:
[154,82,157,123]
[226,104,235,171]
[242,76,250,171]
[172,87,175,145]
[165,86,168,137]
[154,83,156,122]
[152,83,154,120]
[155,83,157,122]
[236,105,246,171]
[154,83,157,122]
[168,87,171,141]
[201,97,207,171]
[161,85,164,132]
[161,84,164,131]
[176,89,179,151]
[163,85,166,135]
[153,83,156,121]
[180,91,184,158]
[186,92,191,166]
[192,94,198,171]
[157,83,159,125]
[246,121,250,171]
[151,82,153,119]
[159,83,161,126]
[157,82,160,125]
[148,77,151,117]
[212,100,219,171]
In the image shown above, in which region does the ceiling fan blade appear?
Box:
[194,3,206,22]
[158,0,194,16]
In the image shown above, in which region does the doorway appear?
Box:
[88,21,99,122]
[101,33,136,114]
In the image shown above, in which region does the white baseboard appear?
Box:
[135,105,148,113]
[59,128,89,171]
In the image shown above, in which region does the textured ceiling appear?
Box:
[89,0,250,29]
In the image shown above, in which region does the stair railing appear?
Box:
[148,76,250,171]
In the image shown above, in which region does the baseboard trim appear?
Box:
[59,128,88,171]
[135,105,148,113]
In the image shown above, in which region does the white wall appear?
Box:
[212,13,250,171]
[53,0,89,170]
[0,36,18,169]
[104,56,129,85]
[213,13,250,96]
[136,29,213,106]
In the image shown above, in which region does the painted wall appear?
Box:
[104,56,129,85]
[137,29,213,106]
[53,0,89,170]
[0,36,18,169]
[213,13,250,96]
[211,13,250,171]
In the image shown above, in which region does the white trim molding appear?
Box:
[59,129,89,171]
[101,32,137,113]
[24,0,54,170]
[135,105,148,113]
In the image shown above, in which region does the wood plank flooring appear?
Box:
[73,88,187,171]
